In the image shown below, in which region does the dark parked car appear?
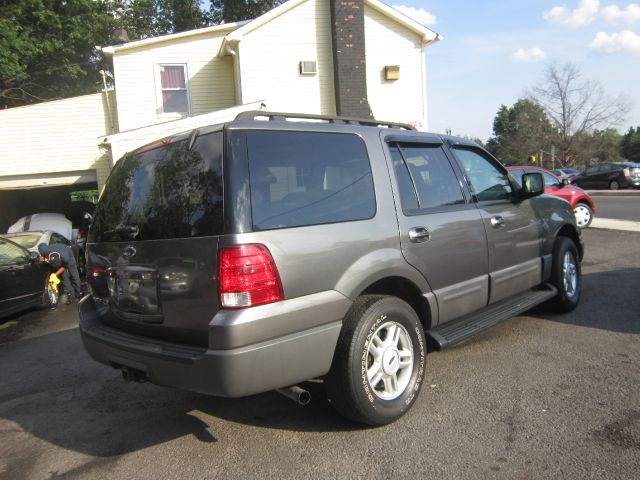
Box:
[571,162,640,190]
[0,237,58,319]
[79,111,582,426]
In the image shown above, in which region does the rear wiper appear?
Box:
[104,224,140,238]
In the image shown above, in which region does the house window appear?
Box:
[158,64,190,115]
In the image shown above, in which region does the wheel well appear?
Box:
[556,225,583,260]
[360,277,432,330]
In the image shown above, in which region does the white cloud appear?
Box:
[509,47,547,62]
[543,0,600,28]
[601,3,640,24]
[392,5,437,26]
[590,29,640,52]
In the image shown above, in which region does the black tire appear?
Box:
[573,202,593,228]
[609,180,620,190]
[325,295,426,426]
[39,273,59,309]
[547,237,581,312]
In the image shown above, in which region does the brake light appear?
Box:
[79,227,88,239]
[218,244,283,308]
[91,266,105,278]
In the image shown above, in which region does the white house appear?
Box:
[0,0,440,231]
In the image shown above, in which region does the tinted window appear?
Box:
[391,144,464,210]
[453,148,512,202]
[247,131,375,230]
[584,166,598,175]
[90,132,223,242]
[542,171,561,187]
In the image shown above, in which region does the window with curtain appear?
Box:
[158,64,190,114]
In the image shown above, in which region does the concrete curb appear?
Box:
[591,218,640,232]
[585,190,640,196]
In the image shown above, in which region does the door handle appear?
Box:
[409,227,431,243]
[491,216,505,228]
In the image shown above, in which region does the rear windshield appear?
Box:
[246,130,376,230]
[89,131,223,242]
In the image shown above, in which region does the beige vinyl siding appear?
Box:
[364,5,426,128]
[113,32,236,132]
[0,93,115,189]
[238,0,335,115]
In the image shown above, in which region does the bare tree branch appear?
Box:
[527,62,632,166]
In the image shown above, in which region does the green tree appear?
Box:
[0,0,115,108]
[620,127,640,162]
[485,99,554,165]
[210,0,284,23]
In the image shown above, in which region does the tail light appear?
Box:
[88,266,105,278]
[218,244,284,308]
[78,227,88,239]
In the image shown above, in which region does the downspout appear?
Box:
[224,41,243,105]
[99,69,116,134]
[421,33,441,132]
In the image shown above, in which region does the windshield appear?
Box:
[4,234,41,248]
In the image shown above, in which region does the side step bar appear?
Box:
[426,285,558,350]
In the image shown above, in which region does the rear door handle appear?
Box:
[491,216,505,228]
[409,227,431,243]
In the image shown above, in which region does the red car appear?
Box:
[507,166,596,228]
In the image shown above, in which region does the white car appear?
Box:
[7,213,74,241]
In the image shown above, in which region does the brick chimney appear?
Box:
[330,0,373,118]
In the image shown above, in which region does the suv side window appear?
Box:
[453,147,513,202]
[390,144,465,211]
[247,130,375,230]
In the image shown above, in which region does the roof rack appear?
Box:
[234,111,416,130]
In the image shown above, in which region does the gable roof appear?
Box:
[223,0,439,48]
[100,21,250,56]
[101,0,441,57]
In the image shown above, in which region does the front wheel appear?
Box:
[39,274,59,309]
[573,203,593,228]
[609,180,620,190]
[325,295,426,426]
[547,237,581,312]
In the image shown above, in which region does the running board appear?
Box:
[426,285,558,350]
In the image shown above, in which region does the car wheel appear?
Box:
[40,273,59,309]
[547,237,581,312]
[573,203,593,228]
[609,180,620,190]
[325,295,426,426]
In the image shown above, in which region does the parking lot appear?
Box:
[1,228,639,480]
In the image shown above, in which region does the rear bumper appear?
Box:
[79,293,348,397]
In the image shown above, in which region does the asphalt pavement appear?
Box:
[1,229,639,480]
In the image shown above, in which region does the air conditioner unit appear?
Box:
[299,61,317,75]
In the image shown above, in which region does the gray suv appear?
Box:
[79,111,583,425]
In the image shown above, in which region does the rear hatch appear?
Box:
[86,129,224,347]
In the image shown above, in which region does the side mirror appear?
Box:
[29,251,39,262]
[561,178,570,186]
[520,172,544,199]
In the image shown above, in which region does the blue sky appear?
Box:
[392,0,640,141]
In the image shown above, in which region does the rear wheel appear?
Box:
[573,203,593,228]
[325,295,426,426]
[547,237,581,312]
[609,180,620,190]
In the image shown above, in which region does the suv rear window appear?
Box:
[89,132,224,242]
[246,130,376,230]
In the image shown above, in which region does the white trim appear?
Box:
[0,170,98,189]
[218,0,440,57]
[155,63,192,117]
[101,21,250,55]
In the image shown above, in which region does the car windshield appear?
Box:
[4,234,40,248]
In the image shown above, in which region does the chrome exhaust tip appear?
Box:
[276,386,311,406]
